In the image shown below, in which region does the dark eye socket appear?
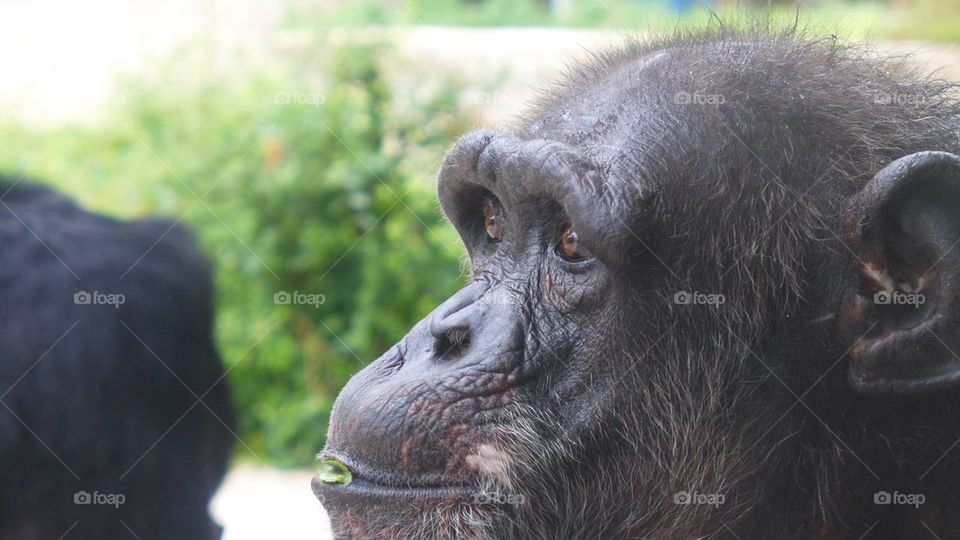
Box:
[556,225,593,262]
[483,204,502,243]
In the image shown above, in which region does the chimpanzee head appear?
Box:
[314,29,960,538]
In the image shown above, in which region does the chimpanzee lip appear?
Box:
[313,475,472,504]
[312,451,473,504]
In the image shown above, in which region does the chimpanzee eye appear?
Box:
[484,206,501,242]
[557,225,593,262]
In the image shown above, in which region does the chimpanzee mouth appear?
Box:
[312,452,473,505]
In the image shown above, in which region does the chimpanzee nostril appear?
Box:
[434,326,472,359]
[428,281,487,360]
[430,307,476,359]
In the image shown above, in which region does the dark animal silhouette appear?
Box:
[0,181,233,539]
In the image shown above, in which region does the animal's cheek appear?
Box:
[539,263,608,315]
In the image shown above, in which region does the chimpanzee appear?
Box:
[313,28,960,539]
[0,181,233,538]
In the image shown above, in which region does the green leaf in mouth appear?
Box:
[316,458,353,486]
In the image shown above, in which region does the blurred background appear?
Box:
[1,1,957,538]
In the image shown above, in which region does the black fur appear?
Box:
[317,27,960,539]
[0,181,233,539]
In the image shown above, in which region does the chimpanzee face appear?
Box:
[313,131,630,524]
[315,32,960,539]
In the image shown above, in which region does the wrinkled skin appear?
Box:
[315,30,960,539]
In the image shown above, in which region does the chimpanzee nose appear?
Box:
[429,281,487,359]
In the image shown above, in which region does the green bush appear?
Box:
[886,0,960,42]
[0,42,469,466]
[292,0,960,43]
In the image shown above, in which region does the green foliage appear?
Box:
[886,0,960,42]
[0,42,469,466]
[291,0,960,42]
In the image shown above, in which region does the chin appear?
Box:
[314,479,502,539]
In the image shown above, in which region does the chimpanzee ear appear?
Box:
[839,151,960,394]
